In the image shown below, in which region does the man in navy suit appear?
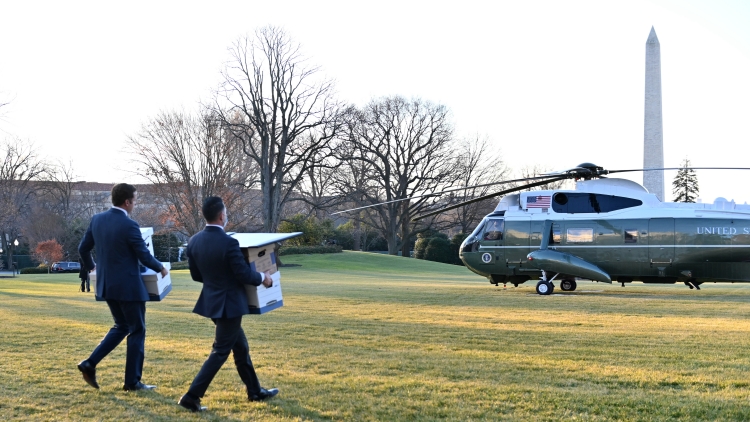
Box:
[177,196,277,412]
[77,183,168,391]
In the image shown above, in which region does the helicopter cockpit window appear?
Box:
[470,221,486,238]
[461,220,486,253]
[552,193,642,213]
[624,229,638,244]
[483,219,504,240]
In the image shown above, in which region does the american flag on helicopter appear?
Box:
[527,195,551,208]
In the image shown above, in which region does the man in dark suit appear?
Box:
[77,183,168,391]
[177,196,277,413]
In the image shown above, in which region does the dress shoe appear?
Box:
[77,360,99,389]
[248,387,279,401]
[123,382,156,391]
[178,394,207,412]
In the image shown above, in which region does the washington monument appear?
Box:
[644,26,664,201]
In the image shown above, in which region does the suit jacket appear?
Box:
[186,226,262,319]
[78,208,164,302]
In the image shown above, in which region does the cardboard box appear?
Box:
[142,262,172,301]
[229,232,303,315]
[91,261,171,301]
[242,244,282,314]
[92,227,172,301]
[243,245,278,274]
[140,227,155,256]
[246,272,283,314]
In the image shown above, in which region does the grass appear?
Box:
[2,251,750,421]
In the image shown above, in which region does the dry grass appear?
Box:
[1,251,750,421]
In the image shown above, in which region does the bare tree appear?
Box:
[344,96,458,256]
[127,110,259,237]
[214,26,341,233]
[22,161,110,261]
[515,165,571,191]
[24,204,65,254]
[0,138,47,269]
[38,160,80,218]
[444,135,510,234]
[330,114,378,251]
[295,140,342,220]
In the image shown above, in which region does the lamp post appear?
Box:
[13,239,18,277]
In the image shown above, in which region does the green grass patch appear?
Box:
[2,251,750,420]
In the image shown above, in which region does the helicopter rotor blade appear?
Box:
[412,176,569,222]
[333,164,750,219]
[330,173,567,216]
[608,167,750,174]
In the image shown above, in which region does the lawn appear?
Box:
[2,251,750,421]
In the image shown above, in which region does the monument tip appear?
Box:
[647,26,659,44]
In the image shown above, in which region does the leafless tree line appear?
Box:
[0,138,110,267]
[0,26,553,263]
[124,26,525,256]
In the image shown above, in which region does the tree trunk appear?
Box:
[400,207,412,258]
[353,219,361,251]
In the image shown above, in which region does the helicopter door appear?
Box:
[648,218,675,276]
[478,217,504,265]
[504,217,531,271]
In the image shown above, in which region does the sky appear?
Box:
[1,0,750,204]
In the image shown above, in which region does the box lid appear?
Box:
[228,232,303,248]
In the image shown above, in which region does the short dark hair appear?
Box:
[202,196,225,222]
[111,183,137,206]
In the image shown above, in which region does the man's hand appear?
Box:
[160,267,169,278]
[262,270,273,288]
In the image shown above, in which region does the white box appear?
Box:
[246,272,283,314]
[140,227,155,256]
[91,261,171,301]
[92,227,172,301]
[229,232,302,315]
[141,262,172,301]
[242,244,282,314]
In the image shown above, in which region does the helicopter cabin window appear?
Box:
[566,228,594,243]
[552,193,643,214]
[624,229,638,244]
[483,219,504,240]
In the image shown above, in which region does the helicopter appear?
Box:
[338,163,750,295]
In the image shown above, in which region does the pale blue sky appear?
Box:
[1,0,749,203]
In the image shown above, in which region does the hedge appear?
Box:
[168,261,189,270]
[20,267,50,274]
[278,245,343,256]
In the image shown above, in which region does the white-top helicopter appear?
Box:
[338,163,750,295]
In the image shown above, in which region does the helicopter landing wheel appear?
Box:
[536,281,554,295]
[560,279,577,291]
